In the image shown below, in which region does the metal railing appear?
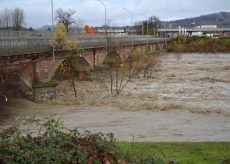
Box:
[0,30,53,39]
[0,30,171,56]
[158,28,230,32]
[0,39,51,56]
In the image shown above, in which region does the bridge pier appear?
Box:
[32,82,57,103]
[30,56,62,102]
[92,49,97,69]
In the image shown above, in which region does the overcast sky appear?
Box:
[1,0,230,28]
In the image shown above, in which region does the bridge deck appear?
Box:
[158,28,230,32]
[0,30,171,56]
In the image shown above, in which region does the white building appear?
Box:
[200,25,217,29]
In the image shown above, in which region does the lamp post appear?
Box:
[140,14,149,46]
[123,8,133,50]
[146,18,149,47]
[142,22,144,36]
[96,0,107,39]
[123,8,133,80]
[96,0,107,69]
[51,0,55,62]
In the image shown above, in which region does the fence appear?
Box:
[0,30,171,56]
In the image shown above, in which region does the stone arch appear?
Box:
[15,63,35,90]
[103,48,122,65]
[48,58,65,80]
[144,46,152,55]
[74,56,93,72]
[0,69,32,98]
[49,57,92,80]
[124,48,140,63]
[18,72,33,90]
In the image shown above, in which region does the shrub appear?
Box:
[169,36,230,53]
[0,117,121,164]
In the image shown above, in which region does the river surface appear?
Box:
[0,53,230,141]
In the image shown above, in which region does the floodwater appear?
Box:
[0,53,230,141]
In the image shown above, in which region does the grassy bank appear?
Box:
[168,36,230,53]
[118,142,230,164]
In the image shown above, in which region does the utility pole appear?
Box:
[123,8,133,50]
[140,14,149,46]
[97,0,107,46]
[96,0,107,70]
[123,8,134,80]
[51,0,55,62]
[142,22,144,36]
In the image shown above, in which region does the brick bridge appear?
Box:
[0,30,171,100]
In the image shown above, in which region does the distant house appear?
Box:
[223,32,230,37]
[191,32,203,36]
[84,25,97,35]
[200,25,217,29]
[96,27,128,37]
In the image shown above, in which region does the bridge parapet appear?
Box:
[0,30,52,39]
[0,30,171,57]
[158,28,230,32]
[0,39,51,56]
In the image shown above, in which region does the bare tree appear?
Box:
[75,18,84,29]
[1,8,12,29]
[71,18,84,35]
[101,42,161,96]
[55,8,76,32]
[0,8,25,30]
[102,42,129,96]
[149,16,161,36]
[11,8,25,30]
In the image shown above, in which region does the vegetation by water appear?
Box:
[1,117,229,164]
[168,36,230,53]
[0,117,123,163]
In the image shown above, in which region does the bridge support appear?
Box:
[32,82,57,103]
[93,48,96,69]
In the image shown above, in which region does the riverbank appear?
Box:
[168,36,230,53]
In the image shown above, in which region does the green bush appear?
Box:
[169,36,230,53]
[0,117,120,164]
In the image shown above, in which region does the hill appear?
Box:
[162,11,230,28]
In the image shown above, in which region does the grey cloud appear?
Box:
[0,0,229,28]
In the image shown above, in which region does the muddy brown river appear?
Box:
[0,53,230,141]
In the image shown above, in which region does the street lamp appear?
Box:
[140,14,149,46]
[96,0,107,38]
[123,8,133,50]
[123,8,133,80]
[51,0,55,62]
[96,0,107,69]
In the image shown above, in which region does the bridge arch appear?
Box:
[0,68,33,98]
[125,48,141,64]
[50,56,92,80]
[103,48,122,65]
